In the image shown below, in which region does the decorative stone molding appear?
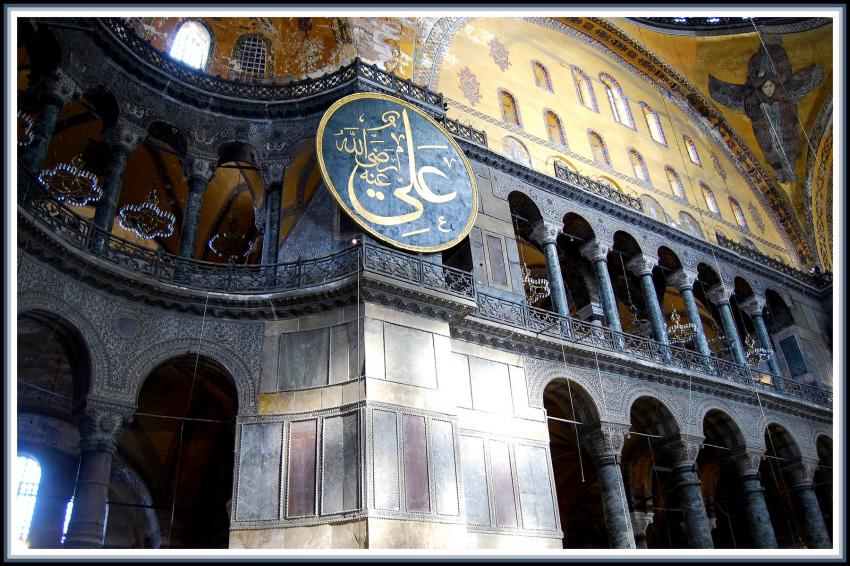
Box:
[76,401,135,453]
[183,154,217,183]
[705,284,733,306]
[629,510,655,535]
[583,422,631,459]
[528,219,562,246]
[783,457,819,486]
[260,161,289,188]
[523,356,607,414]
[626,254,658,277]
[729,447,766,476]
[579,238,613,263]
[668,268,699,290]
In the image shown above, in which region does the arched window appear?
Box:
[232,34,268,81]
[588,131,610,166]
[665,166,686,200]
[684,136,702,166]
[679,211,704,238]
[712,154,727,180]
[502,136,531,168]
[641,195,667,223]
[499,89,522,127]
[700,182,720,215]
[532,61,553,92]
[168,20,211,70]
[730,197,749,230]
[544,110,567,147]
[628,149,650,183]
[600,73,634,128]
[641,102,667,145]
[571,66,598,111]
[15,454,42,547]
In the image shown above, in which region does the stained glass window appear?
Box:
[600,73,634,127]
[588,131,610,166]
[730,197,749,230]
[684,136,702,166]
[641,103,667,145]
[571,67,597,111]
[666,166,687,200]
[700,183,720,215]
[629,149,650,183]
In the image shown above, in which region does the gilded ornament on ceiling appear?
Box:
[488,37,511,71]
[458,67,482,105]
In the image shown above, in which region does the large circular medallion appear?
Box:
[317,92,478,252]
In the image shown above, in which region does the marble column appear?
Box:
[63,405,132,549]
[20,69,77,176]
[91,120,146,253]
[626,255,669,349]
[583,424,636,549]
[260,161,287,265]
[630,510,654,549]
[729,448,778,548]
[529,220,569,317]
[740,295,783,378]
[785,458,831,549]
[661,435,714,549]
[27,451,78,549]
[669,269,712,358]
[580,238,622,334]
[705,285,747,366]
[177,156,216,260]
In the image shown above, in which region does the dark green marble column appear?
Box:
[177,157,216,260]
[730,449,778,548]
[706,285,747,366]
[580,239,622,334]
[662,436,714,549]
[584,425,636,549]
[669,269,712,358]
[740,295,783,378]
[530,220,569,317]
[21,70,76,176]
[786,459,831,549]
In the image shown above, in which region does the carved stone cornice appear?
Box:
[739,295,768,318]
[668,268,699,290]
[528,219,562,246]
[626,254,658,277]
[728,447,766,476]
[705,284,733,306]
[580,238,613,263]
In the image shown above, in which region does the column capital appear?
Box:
[728,447,766,476]
[626,254,658,277]
[580,238,613,263]
[660,434,704,467]
[669,268,699,290]
[583,422,631,461]
[528,219,562,246]
[705,284,733,306]
[260,160,289,188]
[783,457,819,487]
[75,403,134,453]
[32,68,78,107]
[630,510,655,534]
[103,119,146,154]
[184,154,218,184]
[739,294,768,318]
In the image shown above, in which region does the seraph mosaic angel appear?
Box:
[709,35,823,184]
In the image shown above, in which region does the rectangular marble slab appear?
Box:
[515,444,556,531]
[430,419,459,516]
[321,412,360,514]
[287,419,317,517]
[468,356,514,415]
[279,328,330,390]
[235,422,282,521]
[372,409,400,511]
[489,439,517,528]
[383,323,437,389]
[402,414,430,513]
[460,435,490,526]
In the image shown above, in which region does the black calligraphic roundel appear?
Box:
[317,92,478,252]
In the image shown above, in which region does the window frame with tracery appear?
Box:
[498,89,522,128]
[587,130,611,167]
[665,166,687,201]
[700,182,720,216]
[167,19,213,71]
[600,73,635,128]
[640,102,667,146]
[570,66,598,112]
[628,148,651,184]
[543,109,567,148]
[232,33,269,82]
[532,60,553,92]
[684,135,702,166]
[729,197,750,231]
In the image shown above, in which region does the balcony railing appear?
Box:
[474,292,831,408]
[17,166,830,408]
[715,232,831,289]
[553,162,643,212]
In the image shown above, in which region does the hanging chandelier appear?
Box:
[627,303,651,337]
[37,154,102,207]
[666,307,697,344]
[744,334,771,366]
[706,321,731,356]
[209,213,258,261]
[118,189,176,240]
[18,111,34,148]
[521,265,550,304]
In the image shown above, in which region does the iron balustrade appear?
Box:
[474,291,831,407]
[553,162,644,212]
[715,232,831,289]
[17,166,828,408]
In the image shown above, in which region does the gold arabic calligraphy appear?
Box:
[334,109,457,231]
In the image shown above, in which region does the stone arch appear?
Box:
[125,337,257,416]
[690,396,750,441]
[760,419,806,459]
[623,390,685,438]
[525,359,607,415]
[18,290,110,403]
[701,407,747,450]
